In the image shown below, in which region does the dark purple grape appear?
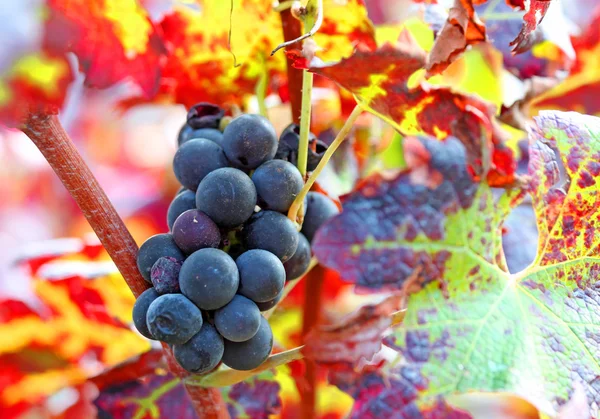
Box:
[284,233,311,281]
[255,290,283,312]
[179,248,239,310]
[173,138,229,191]
[172,209,221,254]
[132,288,159,339]
[196,168,257,228]
[178,123,225,146]
[222,114,277,170]
[242,211,298,262]
[221,317,273,371]
[236,249,285,303]
[146,294,203,345]
[301,192,340,242]
[178,126,224,147]
[173,323,224,374]
[167,190,196,230]
[252,160,304,213]
[186,102,225,129]
[214,295,261,342]
[275,123,328,171]
[150,257,181,294]
[137,234,185,282]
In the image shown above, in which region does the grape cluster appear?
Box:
[133,103,339,374]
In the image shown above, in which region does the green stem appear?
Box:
[256,54,268,117]
[297,69,313,178]
[288,105,362,222]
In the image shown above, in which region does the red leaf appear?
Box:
[309,40,515,187]
[303,295,402,365]
[45,0,166,98]
[508,0,553,54]
[426,0,487,76]
[225,374,282,419]
[91,348,165,391]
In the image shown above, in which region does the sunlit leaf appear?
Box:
[308,37,516,186]
[315,111,600,414]
[0,52,73,128]
[46,0,166,97]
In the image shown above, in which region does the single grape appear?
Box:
[137,234,184,282]
[301,192,340,242]
[255,290,283,312]
[283,233,311,281]
[222,114,277,170]
[275,123,327,171]
[150,257,181,294]
[172,209,221,254]
[178,124,225,146]
[173,323,224,374]
[146,294,203,345]
[167,190,196,230]
[222,317,273,371]
[252,160,303,213]
[132,288,159,339]
[236,249,285,302]
[179,248,239,310]
[242,211,298,262]
[214,295,261,342]
[186,102,224,129]
[173,138,229,191]
[196,168,257,228]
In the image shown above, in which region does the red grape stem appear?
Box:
[279,2,306,123]
[21,112,230,419]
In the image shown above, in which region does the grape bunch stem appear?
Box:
[287,105,363,225]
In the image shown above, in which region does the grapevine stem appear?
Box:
[256,54,268,117]
[21,113,230,419]
[271,0,323,55]
[288,105,363,223]
[279,7,304,122]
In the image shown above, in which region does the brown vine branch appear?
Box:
[21,112,229,419]
[279,6,303,123]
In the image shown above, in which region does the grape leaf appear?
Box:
[308,38,516,187]
[95,372,197,419]
[46,0,166,97]
[508,0,553,54]
[303,294,403,365]
[330,365,472,418]
[314,111,600,414]
[426,0,487,76]
[223,371,282,419]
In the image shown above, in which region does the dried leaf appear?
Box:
[426,0,487,76]
[508,0,553,54]
[303,295,402,365]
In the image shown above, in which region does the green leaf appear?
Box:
[382,111,600,414]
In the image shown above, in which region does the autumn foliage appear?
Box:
[2,0,600,418]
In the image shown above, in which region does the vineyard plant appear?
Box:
[2,0,600,418]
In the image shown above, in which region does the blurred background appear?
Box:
[0,0,599,417]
